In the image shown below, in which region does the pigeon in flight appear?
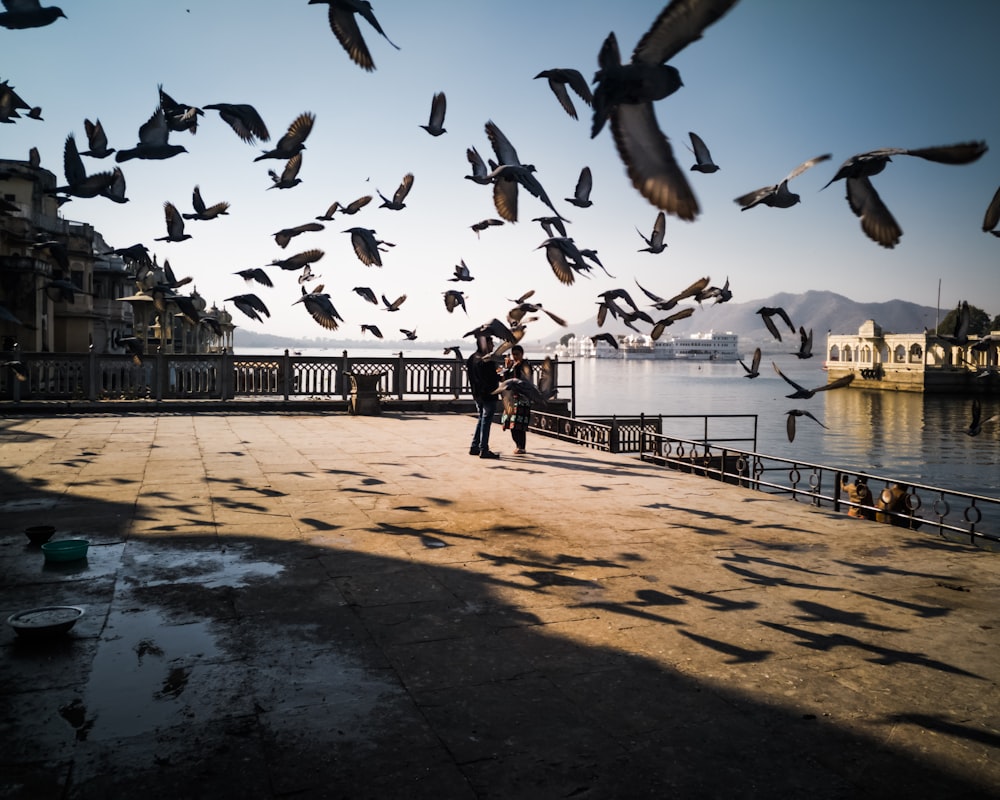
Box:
[687,131,719,173]
[443,290,467,314]
[344,227,391,267]
[773,362,855,399]
[420,92,446,136]
[400,328,418,341]
[317,195,371,220]
[0,0,66,29]
[381,294,406,312]
[590,0,740,218]
[309,0,400,72]
[225,294,270,323]
[756,306,795,341]
[965,398,998,436]
[537,237,589,285]
[735,154,831,210]
[361,324,384,338]
[273,221,324,248]
[353,286,378,304]
[591,332,620,350]
[116,108,188,162]
[637,211,667,253]
[534,68,593,120]
[268,153,304,190]
[182,186,229,220]
[254,112,314,161]
[235,268,273,287]
[297,264,322,284]
[203,103,270,145]
[271,249,324,271]
[533,216,568,238]
[794,327,813,359]
[450,260,474,281]
[824,141,988,248]
[785,409,827,442]
[80,118,115,158]
[565,166,593,208]
[485,120,566,222]
[982,185,1000,237]
[154,202,192,242]
[471,218,504,238]
[158,86,202,135]
[51,134,118,199]
[650,307,695,340]
[464,146,495,185]
[738,347,761,378]
[294,285,343,330]
[378,172,413,209]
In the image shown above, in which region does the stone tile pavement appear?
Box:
[1,411,998,799]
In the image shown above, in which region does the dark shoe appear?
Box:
[469,447,480,456]
[479,450,500,459]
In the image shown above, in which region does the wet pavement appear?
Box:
[1,411,998,799]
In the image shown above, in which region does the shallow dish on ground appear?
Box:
[24,525,56,545]
[7,606,85,638]
[40,538,90,562]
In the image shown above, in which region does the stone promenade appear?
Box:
[1,412,998,799]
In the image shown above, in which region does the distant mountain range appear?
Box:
[549,290,943,350]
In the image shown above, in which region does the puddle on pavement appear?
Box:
[123,547,285,589]
[82,610,227,741]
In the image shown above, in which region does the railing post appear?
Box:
[282,349,291,400]
[154,347,165,401]
[610,415,619,453]
[396,352,405,399]
[340,350,350,400]
[11,343,21,403]
[87,345,98,401]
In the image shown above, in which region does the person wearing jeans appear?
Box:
[466,334,501,459]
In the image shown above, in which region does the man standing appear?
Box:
[467,334,501,459]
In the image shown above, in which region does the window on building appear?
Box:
[894,345,906,363]
[844,345,853,362]
[828,345,840,361]
[861,346,871,363]
[909,343,923,363]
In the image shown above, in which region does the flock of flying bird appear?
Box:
[2,0,997,439]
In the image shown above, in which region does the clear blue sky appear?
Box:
[3,0,998,345]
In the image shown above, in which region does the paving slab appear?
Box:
[1,411,998,799]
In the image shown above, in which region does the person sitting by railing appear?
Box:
[844,475,876,520]
[876,483,922,529]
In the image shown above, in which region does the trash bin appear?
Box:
[346,372,384,415]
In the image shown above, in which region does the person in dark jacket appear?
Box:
[466,335,501,459]
[500,345,532,454]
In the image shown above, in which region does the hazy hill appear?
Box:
[547,290,942,351]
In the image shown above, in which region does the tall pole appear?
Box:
[935,278,941,333]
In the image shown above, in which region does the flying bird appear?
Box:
[361,324,384,338]
[982,185,1000,236]
[345,227,391,267]
[294,285,343,330]
[52,134,117,199]
[443,290,467,314]
[687,131,719,173]
[400,328,418,341]
[794,327,814,359]
[270,249,324,271]
[824,141,988,248]
[101,166,129,204]
[80,118,115,158]
[773,362,855,399]
[353,286,378,304]
[485,120,565,222]
[253,112,314,161]
[203,102,270,145]
[449,260,474,281]
[154,202,192,242]
[0,0,65,29]
[235,268,273,287]
[420,92,446,136]
[565,166,593,208]
[786,409,827,442]
[591,332,619,350]
[756,306,795,341]
[317,195,371,219]
[533,216,568,238]
[739,347,761,378]
[650,307,695,340]
[590,0,740,218]
[637,211,667,253]
[966,398,998,437]
[225,293,270,323]
[381,294,406,311]
[273,221,324,248]
[537,237,589,285]
[297,264,322,284]
[471,218,504,238]
[116,108,188,162]
[308,0,400,71]
[534,68,593,120]
[158,85,202,135]
[735,154,831,210]
[182,185,229,220]
[464,146,494,185]
[378,172,413,209]
[267,153,304,190]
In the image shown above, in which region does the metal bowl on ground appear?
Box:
[7,606,85,638]
[40,538,90,563]
[24,525,56,546]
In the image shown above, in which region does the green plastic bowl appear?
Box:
[40,538,90,563]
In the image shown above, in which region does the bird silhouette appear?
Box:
[0,0,65,29]
[267,153,304,190]
[235,268,273,287]
[591,0,740,218]
[537,237,589,285]
[565,166,593,208]
[965,398,998,436]
[786,409,826,442]
[352,286,378,304]
[650,307,695,340]
[982,185,1000,237]
[309,0,400,71]
[345,227,391,267]
[254,112,314,161]
[591,332,619,350]
[400,328,418,341]
[533,216,568,238]
[420,92,446,136]
[824,141,988,248]
[203,102,270,145]
[687,131,719,173]
[443,290,467,314]
[637,211,667,253]
[739,347,762,378]
[449,260,474,281]
[377,172,413,209]
[52,134,118,199]
[773,362,855,398]
[794,327,813,359]
[225,294,270,323]
[317,195,371,220]
[534,68,593,120]
[270,249,324,272]
[464,146,494,185]
[361,323,384,338]
[485,120,565,222]
[182,186,229,220]
[294,285,342,330]
[80,118,115,158]
[158,85,202,134]
[735,154,831,210]
[297,264,322,285]
[116,108,188,162]
[273,221,324,248]
[381,294,406,311]
[756,306,796,341]
[470,219,504,238]
[154,202,192,242]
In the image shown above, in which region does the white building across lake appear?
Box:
[555,331,741,361]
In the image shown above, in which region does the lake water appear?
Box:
[252,347,999,499]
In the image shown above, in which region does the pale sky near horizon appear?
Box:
[2,0,998,346]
